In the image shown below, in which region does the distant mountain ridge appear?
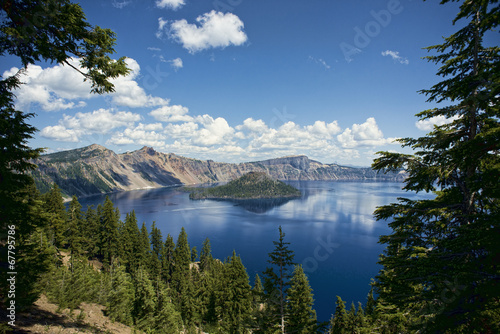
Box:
[30,144,406,197]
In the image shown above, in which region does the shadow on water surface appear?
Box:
[222,197,299,214]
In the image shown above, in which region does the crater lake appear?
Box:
[78,180,434,322]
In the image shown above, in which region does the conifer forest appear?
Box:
[1,0,498,333]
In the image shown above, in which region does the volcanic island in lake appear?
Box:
[188,172,302,200]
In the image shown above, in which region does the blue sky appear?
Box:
[3,0,465,166]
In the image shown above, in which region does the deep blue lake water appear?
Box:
[79,180,434,322]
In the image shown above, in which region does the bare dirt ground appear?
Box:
[4,294,141,334]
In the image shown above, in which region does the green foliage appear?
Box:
[372,1,500,332]
[8,185,56,310]
[173,227,191,278]
[149,221,163,279]
[161,233,175,283]
[133,268,157,331]
[365,285,376,317]
[120,211,141,272]
[66,196,84,256]
[41,183,67,248]
[107,262,134,326]
[82,205,100,258]
[1,0,129,93]
[260,226,297,333]
[286,265,317,334]
[329,296,347,334]
[41,256,103,310]
[219,252,253,333]
[98,196,120,266]
[189,172,301,200]
[138,222,151,266]
[154,282,183,333]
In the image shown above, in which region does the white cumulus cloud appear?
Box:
[40,125,81,142]
[109,58,170,108]
[381,50,409,65]
[166,11,248,53]
[337,117,396,148]
[150,105,192,122]
[40,109,141,142]
[108,123,166,148]
[415,115,459,131]
[156,0,185,10]
[192,115,235,146]
[3,59,92,111]
[3,57,169,111]
[170,57,183,70]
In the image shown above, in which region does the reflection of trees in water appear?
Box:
[229,198,297,213]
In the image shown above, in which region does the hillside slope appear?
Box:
[30,144,406,197]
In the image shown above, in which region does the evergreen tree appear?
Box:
[107,261,134,326]
[286,265,317,334]
[356,302,367,331]
[42,256,98,311]
[262,226,295,333]
[365,285,376,317]
[172,227,191,289]
[66,196,84,257]
[138,222,151,266]
[149,221,163,281]
[178,270,198,327]
[191,246,198,262]
[346,302,357,333]
[161,233,175,284]
[199,237,213,272]
[253,273,264,305]
[372,1,500,332]
[220,251,253,333]
[121,211,141,272]
[154,281,183,333]
[41,183,67,248]
[83,205,100,258]
[98,196,120,266]
[133,268,157,331]
[1,0,129,310]
[330,296,347,334]
[7,183,56,309]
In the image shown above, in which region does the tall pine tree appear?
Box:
[262,226,295,333]
[1,0,129,310]
[98,196,120,266]
[66,196,84,258]
[149,221,164,282]
[161,233,175,284]
[286,265,317,333]
[120,210,141,272]
[107,261,134,326]
[330,296,347,334]
[372,1,500,332]
[83,205,100,258]
[220,251,253,333]
[41,183,67,248]
[199,237,213,272]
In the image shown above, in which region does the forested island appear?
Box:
[188,172,302,200]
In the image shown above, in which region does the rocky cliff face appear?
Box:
[30,144,406,197]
